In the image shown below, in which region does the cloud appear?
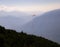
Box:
[0,4,60,12]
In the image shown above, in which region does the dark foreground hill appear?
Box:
[0,26,60,47]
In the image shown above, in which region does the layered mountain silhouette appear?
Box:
[0,26,60,47]
[0,9,60,44]
[22,9,60,44]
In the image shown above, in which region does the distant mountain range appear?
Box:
[22,9,60,44]
[0,11,35,31]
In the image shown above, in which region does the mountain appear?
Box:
[0,11,34,31]
[0,11,30,17]
[0,26,60,47]
[22,9,60,44]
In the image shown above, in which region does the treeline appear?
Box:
[0,26,60,47]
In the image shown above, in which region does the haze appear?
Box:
[0,0,60,13]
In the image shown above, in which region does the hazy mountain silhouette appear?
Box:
[0,11,34,31]
[22,9,60,44]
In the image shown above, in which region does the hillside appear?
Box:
[0,26,60,47]
[22,9,60,43]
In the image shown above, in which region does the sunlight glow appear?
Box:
[0,4,60,12]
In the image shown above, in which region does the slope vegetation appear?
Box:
[0,26,60,47]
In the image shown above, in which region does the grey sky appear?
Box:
[0,0,60,12]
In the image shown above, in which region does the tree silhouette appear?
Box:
[0,25,60,47]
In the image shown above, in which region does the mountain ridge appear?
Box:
[22,9,60,44]
[0,25,60,47]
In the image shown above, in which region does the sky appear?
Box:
[0,0,60,12]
